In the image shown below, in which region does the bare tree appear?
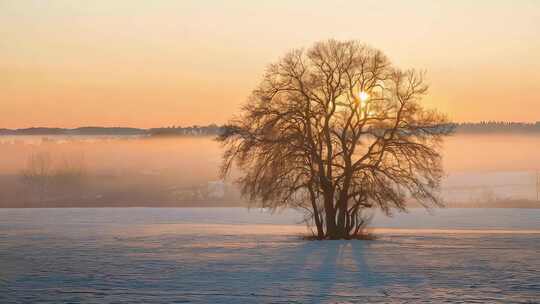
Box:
[20,151,87,204]
[219,40,453,239]
[20,152,53,204]
[53,152,87,187]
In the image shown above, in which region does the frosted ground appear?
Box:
[1,208,539,303]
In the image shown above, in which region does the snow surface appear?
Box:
[1,208,539,303]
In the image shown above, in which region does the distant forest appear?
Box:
[0,124,222,137]
[1,122,539,136]
[455,122,540,134]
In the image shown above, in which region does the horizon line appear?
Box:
[2,120,540,130]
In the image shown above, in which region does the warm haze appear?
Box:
[2,2,540,303]
[2,0,540,128]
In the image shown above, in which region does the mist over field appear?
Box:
[0,136,232,207]
[0,133,538,208]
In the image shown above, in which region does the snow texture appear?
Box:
[1,208,539,303]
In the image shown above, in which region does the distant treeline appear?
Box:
[1,122,539,136]
[454,121,540,134]
[148,124,222,136]
[0,124,223,137]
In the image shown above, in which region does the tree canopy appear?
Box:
[219,40,453,239]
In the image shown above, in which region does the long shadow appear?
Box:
[285,240,392,303]
[348,240,389,287]
[177,230,428,302]
[348,238,425,293]
[311,241,343,303]
[283,239,421,302]
[265,239,348,303]
[247,238,343,303]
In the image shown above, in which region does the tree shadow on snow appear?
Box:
[276,239,424,303]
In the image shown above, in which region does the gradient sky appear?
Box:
[1,0,539,128]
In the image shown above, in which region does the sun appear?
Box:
[359,91,369,102]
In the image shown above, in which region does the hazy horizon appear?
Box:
[1,133,539,208]
[2,121,540,131]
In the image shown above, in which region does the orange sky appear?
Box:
[1,0,539,128]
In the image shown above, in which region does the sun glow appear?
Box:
[359,91,369,102]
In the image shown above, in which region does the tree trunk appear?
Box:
[310,197,324,239]
[324,204,338,239]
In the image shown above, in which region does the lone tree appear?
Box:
[219,40,453,239]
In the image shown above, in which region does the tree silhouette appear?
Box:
[219,40,453,239]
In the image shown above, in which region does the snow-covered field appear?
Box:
[1,208,539,303]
